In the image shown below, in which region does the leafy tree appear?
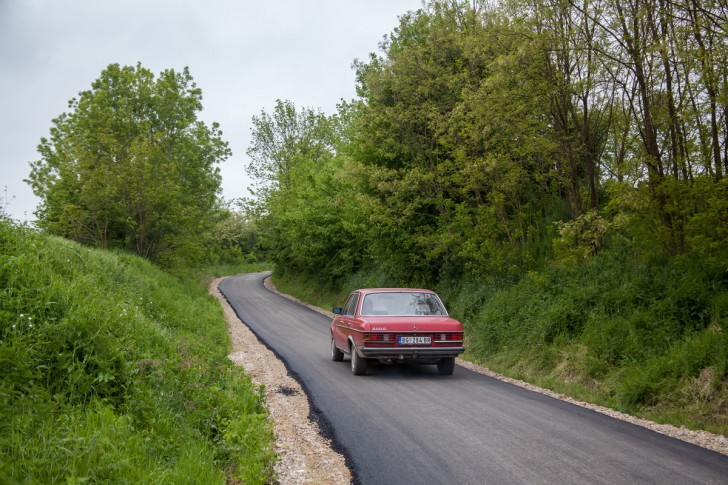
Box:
[27,63,230,266]
[245,100,369,283]
[265,156,370,283]
[207,200,262,264]
[351,1,562,281]
[561,0,728,255]
[246,99,333,198]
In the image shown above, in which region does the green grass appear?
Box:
[0,218,276,483]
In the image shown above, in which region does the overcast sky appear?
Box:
[0,0,423,222]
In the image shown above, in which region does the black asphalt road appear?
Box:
[218,272,728,485]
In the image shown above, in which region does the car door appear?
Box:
[333,292,360,351]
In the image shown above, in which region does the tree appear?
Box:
[27,63,230,266]
[207,200,261,264]
[246,99,333,198]
[351,1,562,281]
[245,100,370,284]
[564,0,728,255]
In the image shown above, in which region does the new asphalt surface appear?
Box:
[218,272,728,485]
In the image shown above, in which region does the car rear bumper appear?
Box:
[358,346,464,360]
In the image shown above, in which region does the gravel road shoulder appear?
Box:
[210,278,351,485]
[211,275,728,485]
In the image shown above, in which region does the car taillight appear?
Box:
[363,333,392,342]
[363,333,393,346]
[435,333,463,344]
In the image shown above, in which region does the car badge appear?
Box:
[412,323,417,330]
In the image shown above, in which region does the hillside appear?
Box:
[0,218,275,483]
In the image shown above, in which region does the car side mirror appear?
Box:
[332,307,343,315]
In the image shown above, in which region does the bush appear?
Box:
[271,242,728,435]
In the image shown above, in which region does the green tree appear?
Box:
[351,1,560,281]
[27,63,230,266]
[245,0,728,286]
[246,99,333,198]
[245,100,369,284]
[207,200,262,264]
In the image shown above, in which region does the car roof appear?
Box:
[355,288,436,295]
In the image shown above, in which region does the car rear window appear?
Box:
[360,292,447,316]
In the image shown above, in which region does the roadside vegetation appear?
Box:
[253,0,728,438]
[0,217,276,483]
[446,250,728,436]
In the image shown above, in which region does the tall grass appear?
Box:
[0,218,276,483]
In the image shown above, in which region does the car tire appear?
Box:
[437,357,455,376]
[350,344,368,376]
[331,337,344,362]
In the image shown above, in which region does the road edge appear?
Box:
[210,276,352,485]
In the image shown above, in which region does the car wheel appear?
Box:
[331,337,344,362]
[350,344,368,376]
[437,357,455,376]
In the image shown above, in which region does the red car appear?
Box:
[330,288,464,376]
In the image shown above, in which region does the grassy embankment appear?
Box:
[272,248,728,437]
[0,219,276,483]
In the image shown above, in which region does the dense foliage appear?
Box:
[251,0,728,284]
[245,100,368,284]
[27,63,231,267]
[273,247,728,434]
[0,218,275,483]
[248,0,728,433]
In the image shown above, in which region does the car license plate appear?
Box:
[398,336,431,345]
